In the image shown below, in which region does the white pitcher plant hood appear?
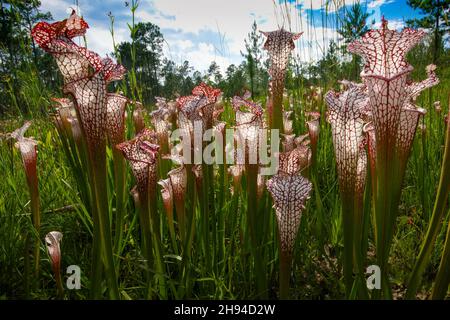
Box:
[45,231,63,276]
[116,128,160,195]
[266,174,312,255]
[326,83,369,196]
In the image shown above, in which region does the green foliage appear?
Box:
[241,20,266,98]
[115,22,164,103]
[223,63,247,98]
[406,0,450,63]
[0,0,57,117]
[337,1,370,44]
[160,59,196,98]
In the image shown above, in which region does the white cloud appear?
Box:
[299,0,360,12]
[173,39,194,51]
[134,10,154,22]
[368,0,394,9]
[134,0,344,69]
[40,0,72,18]
[40,0,86,19]
[84,23,128,57]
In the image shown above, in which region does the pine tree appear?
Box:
[337,1,370,79]
[241,20,264,99]
[407,0,450,64]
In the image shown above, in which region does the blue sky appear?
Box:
[40,0,424,73]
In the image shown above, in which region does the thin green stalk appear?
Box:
[208,162,216,272]
[55,261,64,300]
[217,161,226,273]
[353,175,370,300]
[407,114,450,299]
[128,0,143,103]
[139,190,154,299]
[337,170,368,299]
[66,127,101,299]
[176,200,187,246]
[180,167,195,298]
[372,126,404,299]
[311,174,325,244]
[279,252,291,299]
[90,149,120,299]
[148,182,167,299]
[432,219,450,299]
[420,122,430,216]
[200,162,211,270]
[90,211,103,299]
[23,234,31,299]
[28,169,40,281]
[247,164,267,298]
[166,205,179,256]
[361,176,372,261]
[137,172,166,299]
[58,124,90,212]
[358,171,372,300]
[112,149,127,260]
[228,176,241,275]
[341,194,355,298]
[158,145,170,179]
[181,199,196,298]
[55,278,64,300]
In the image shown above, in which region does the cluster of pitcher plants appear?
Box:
[3,11,450,299]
